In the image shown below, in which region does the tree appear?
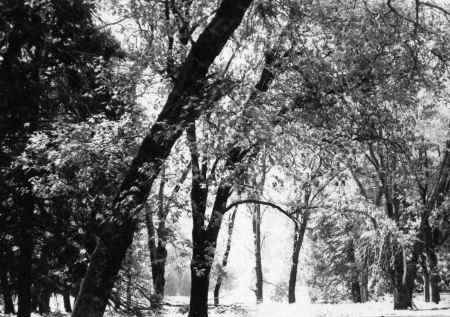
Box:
[213,208,237,306]
[72,1,254,316]
[0,1,125,316]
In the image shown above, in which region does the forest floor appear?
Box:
[1,294,449,317]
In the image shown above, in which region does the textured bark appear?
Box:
[71,1,252,316]
[17,192,33,317]
[214,208,237,306]
[288,211,309,304]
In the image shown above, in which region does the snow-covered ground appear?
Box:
[159,292,450,317]
[111,293,450,317]
[2,294,449,317]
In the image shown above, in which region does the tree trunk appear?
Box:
[64,291,72,313]
[145,206,168,306]
[390,245,419,310]
[359,267,369,303]
[38,288,51,315]
[146,165,189,304]
[71,1,252,316]
[17,193,33,317]
[214,208,237,306]
[188,248,211,317]
[430,269,440,304]
[346,239,361,303]
[351,282,362,303]
[125,249,133,309]
[252,202,263,304]
[0,259,15,314]
[288,211,309,304]
[187,9,287,312]
[420,256,430,302]
[427,250,440,304]
[188,121,217,317]
[424,273,431,302]
[187,185,231,317]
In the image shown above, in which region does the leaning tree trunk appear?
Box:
[214,208,237,306]
[288,211,309,304]
[71,1,253,316]
[252,202,263,304]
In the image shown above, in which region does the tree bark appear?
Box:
[429,255,440,304]
[145,205,168,305]
[187,10,290,313]
[421,256,430,302]
[430,273,440,304]
[17,192,33,317]
[125,249,133,309]
[346,239,361,303]
[390,242,419,310]
[0,256,15,314]
[252,202,263,304]
[145,173,168,306]
[187,122,214,317]
[214,208,237,306]
[359,267,369,303]
[146,164,189,303]
[38,287,51,315]
[288,211,309,304]
[64,291,72,313]
[71,1,252,316]
[351,281,362,303]
[189,261,211,317]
